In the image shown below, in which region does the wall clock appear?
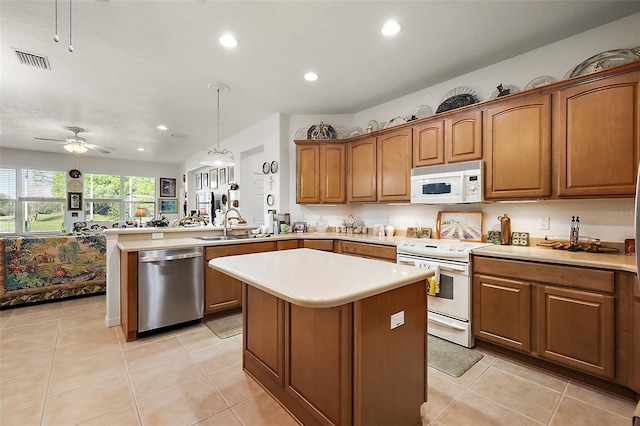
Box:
[262,162,270,174]
[69,169,82,178]
[270,161,278,174]
[67,180,83,192]
[266,194,274,206]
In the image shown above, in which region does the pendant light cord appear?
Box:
[54,0,59,42]
[216,88,220,149]
[68,0,73,52]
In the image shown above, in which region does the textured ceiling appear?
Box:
[1,1,639,164]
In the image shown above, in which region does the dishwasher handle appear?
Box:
[139,252,202,263]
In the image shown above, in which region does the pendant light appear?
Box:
[200,83,234,167]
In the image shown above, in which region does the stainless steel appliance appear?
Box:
[397,239,490,347]
[410,160,483,204]
[138,247,204,333]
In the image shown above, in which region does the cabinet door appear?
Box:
[413,120,444,167]
[301,239,334,252]
[377,129,412,202]
[276,240,299,251]
[484,95,551,199]
[630,283,640,392]
[444,110,482,163]
[320,143,346,203]
[555,71,640,197]
[204,242,275,314]
[296,144,320,203]
[537,286,614,378]
[473,274,531,352]
[347,137,377,202]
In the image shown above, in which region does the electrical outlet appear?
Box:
[539,217,550,230]
[390,311,404,329]
[151,232,164,239]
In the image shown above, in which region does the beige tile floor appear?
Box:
[0,295,637,426]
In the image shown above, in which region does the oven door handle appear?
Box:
[428,312,466,330]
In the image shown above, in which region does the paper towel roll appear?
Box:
[264,212,274,234]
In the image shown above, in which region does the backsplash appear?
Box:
[291,198,635,243]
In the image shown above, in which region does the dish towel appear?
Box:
[415,260,440,295]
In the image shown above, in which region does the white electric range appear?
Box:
[396,239,491,347]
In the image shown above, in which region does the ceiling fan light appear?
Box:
[64,143,88,154]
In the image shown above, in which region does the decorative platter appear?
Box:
[412,105,433,120]
[385,116,408,128]
[564,47,640,79]
[489,84,520,100]
[294,127,308,140]
[334,126,349,139]
[307,121,336,140]
[347,127,363,138]
[524,76,557,90]
[436,86,479,114]
[364,120,379,133]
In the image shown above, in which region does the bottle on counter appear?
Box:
[498,214,511,245]
[569,216,581,251]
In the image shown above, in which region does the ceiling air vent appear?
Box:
[12,48,51,70]
[170,133,189,139]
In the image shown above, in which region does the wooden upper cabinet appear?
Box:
[413,120,444,167]
[444,110,482,163]
[347,136,377,202]
[555,71,640,197]
[377,129,412,202]
[296,141,345,204]
[484,94,552,200]
[319,143,346,203]
[296,143,320,203]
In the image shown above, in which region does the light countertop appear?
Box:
[209,248,433,308]
[472,244,637,273]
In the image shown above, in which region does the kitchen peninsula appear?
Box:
[210,248,432,426]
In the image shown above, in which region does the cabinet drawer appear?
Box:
[301,239,334,252]
[473,256,614,293]
[340,241,396,261]
[277,240,299,251]
[205,241,276,259]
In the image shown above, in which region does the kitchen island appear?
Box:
[210,248,432,426]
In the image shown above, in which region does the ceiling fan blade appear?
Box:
[34,137,66,142]
[84,143,114,154]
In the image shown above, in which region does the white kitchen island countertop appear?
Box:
[209,248,432,308]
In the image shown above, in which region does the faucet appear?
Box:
[223,207,242,237]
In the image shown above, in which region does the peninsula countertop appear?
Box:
[208,248,433,308]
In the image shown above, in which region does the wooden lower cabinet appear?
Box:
[630,277,640,393]
[537,285,614,378]
[301,239,335,252]
[243,281,427,426]
[338,241,396,262]
[204,242,275,314]
[276,240,299,251]
[472,274,531,352]
[473,256,616,380]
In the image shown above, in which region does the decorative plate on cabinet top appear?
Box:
[294,127,308,140]
[489,84,520,100]
[347,127,363,138]
[436,86,479,113]
[307,121,336,140]
[564,46,640,79]
[411,105,433,120]
[440,86,477,103]
[524,75,557,90]
[334,126,349,139]
[364,120,379,133]
[385,116,408,128]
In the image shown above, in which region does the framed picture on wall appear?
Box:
[196,173,202,190]
[202,172,209,189]
[210,169,218,189]
[158,198,178,214]
[67,192,83,211]
[228,166,235,183]
[219,167,227,185]
[159,177,177,197]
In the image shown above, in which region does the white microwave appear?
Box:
[410,160,483,204]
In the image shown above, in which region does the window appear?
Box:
[84,174,155,222]
[0,168,17,233]
[21,169,66,233]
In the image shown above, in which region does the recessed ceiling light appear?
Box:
[381,20,402,36]
[219,34,238,48]
[137,147,145,151]
[157,125,167,130]
[304,72,318,82]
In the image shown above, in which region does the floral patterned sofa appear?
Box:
[0,234,106,308]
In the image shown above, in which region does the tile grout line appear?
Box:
[546,380,569,425]
[466,388,546,425]
[39,306,63,426]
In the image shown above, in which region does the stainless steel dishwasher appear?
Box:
[138,247,204,333]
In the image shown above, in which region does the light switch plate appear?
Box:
[390,311,404,329]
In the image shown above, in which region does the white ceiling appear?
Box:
[2,1,639,164]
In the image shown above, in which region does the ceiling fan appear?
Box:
[34,127,114,154]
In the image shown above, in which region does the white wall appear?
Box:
[283,12,640,243]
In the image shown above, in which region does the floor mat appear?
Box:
[205,312,242,339]
[428,334,483,378]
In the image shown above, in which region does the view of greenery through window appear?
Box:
[0,168,156,234]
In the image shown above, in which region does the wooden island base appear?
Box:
[242,280,427,426]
